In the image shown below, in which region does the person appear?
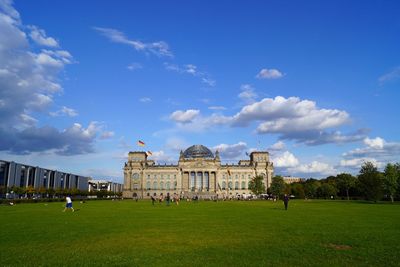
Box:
[166,193,170,206]
[283,194,289,210]
[63,195,74,212]
[151,195,155,205]
[174,193,179,205]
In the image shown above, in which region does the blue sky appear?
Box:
[1,0,399,181]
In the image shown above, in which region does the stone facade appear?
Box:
[123,145,274,198]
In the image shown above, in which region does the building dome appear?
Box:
[183,145,214,159]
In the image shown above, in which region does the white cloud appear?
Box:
[147,150,175,164]
[340,158,383,168]
[50,106,78,117]
[164,62,216,87]
[208,106,226,110]
[213,142,247,160]
[256,68,284,79]
[127,62,142,71]
[100,131,114,140]
[379,67,400,84]
[0,121,103,155]
[274,151,299,167]
[269,141,286,151]
[167,96,359,145]
[288,161,336,176]
[93,27,173,57]
[28,25,58,47]
[341,137,400,169]
[139,97,151,103]
[169,109,200,123]
[0,1,113,156]
[238,84,257,103]
[364,137,384,149]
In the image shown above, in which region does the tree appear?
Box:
[248,175,266,195]
[336,173,356,200]
[270,176,285,198]
[291,183,305,199]
[358,162,383,202]
[304,179,320,199]
[318,183,337,199]
[383,163,399,203]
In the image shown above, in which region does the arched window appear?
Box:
[160,181,164,190]
[166,182,170,190]
[241,181,246,189]
[153,181,157,190]
[235,181,239,190]
[146,181,151,190]
[228,182,233,190]
[248,181,252,188]
[222,181,226,190]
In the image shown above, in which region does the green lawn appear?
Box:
[0,199,399,267]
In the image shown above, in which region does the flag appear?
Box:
[137,140,145,146]
[146,151,152,156]
[245,152,249,156]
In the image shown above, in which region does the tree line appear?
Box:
[269,162,400,202]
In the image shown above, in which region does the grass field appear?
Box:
[0,199,399,267]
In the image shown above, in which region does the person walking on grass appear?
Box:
[283,194,289,210]
[63,195,74,212]
[166,192,171,206]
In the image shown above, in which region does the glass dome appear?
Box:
[183,145,214,159]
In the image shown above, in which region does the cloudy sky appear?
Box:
[1,0,399,181]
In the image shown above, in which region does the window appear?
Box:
[204,172,209,191]
[146,181,151,190]
[241,181,246,189]
[153,181,157,190]
[167,174,170,180]
[235,175,238,180]
[222,181,226,190]
[154,174,157,179]
[235,181,239,190]
[196,172,203,189]
[228,182,233,190]
[132,173,139,180]
[166,182,170,190]
[147,175,150,180]
[20,166,26,187]
[190,172,195,191]
[160,182,164,190]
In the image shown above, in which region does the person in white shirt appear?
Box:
[63,196,74,212]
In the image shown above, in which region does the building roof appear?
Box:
[183,145,214,159]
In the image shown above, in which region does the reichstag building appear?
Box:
[123,145,274,198]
